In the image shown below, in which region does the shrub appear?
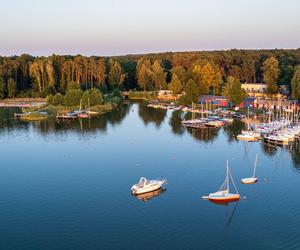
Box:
[81,88,104,108]
[52,93,65,105]
[64,89,83,106]
[67,81,80,90]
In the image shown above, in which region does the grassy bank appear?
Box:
[19,112,48,121]
[128,91,158,100]
[23,95,123,118]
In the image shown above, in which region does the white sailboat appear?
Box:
[241,154,258,184]
[203,161,240,203]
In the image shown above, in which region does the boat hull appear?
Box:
[132,184,164,195]
[131,179,167,195]
[208,193,240,203]
[241,177,258,184]
[237,135,256,141]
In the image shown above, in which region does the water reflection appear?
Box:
[289,142,300,169]
[261,142,278,156]
[187,127,220,143]
[0,101,299,170]
[223,119,245,142]
[133,188,166,202]
[138,102,167,127]
[169,111,185,135]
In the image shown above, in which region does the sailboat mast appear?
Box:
[226,160,229,191]
[253,154,258,177]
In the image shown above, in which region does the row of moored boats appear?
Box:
[131,155,259,203]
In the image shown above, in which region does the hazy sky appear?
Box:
[1,0,299,56]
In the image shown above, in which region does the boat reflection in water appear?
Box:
[133,188,166,202]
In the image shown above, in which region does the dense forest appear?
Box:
[0,49,300,102]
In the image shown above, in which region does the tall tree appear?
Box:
[136,59,153,90]
[181,79,199,105]
[222,76,247,106]
[7,77,16,98]
[0,77,5,99]
[172,66,187,88]
[169,73,182,96]
[291,65,300,101]
[108,59,126,88]
[263,57,280,95]
[152,60,166,90]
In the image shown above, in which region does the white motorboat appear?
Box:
[131,177,167,195]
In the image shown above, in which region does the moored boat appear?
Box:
[131,177,167,195]
[78,111,91,119]
[241,154,258,184]
[204,161,240,203]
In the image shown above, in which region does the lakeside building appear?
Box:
[198,95,229,107]
[255,99,298,110]
[241,82,289,99]
[241,83,267,97]
[198,94,299,110]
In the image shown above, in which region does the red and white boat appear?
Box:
[203,161,240,203]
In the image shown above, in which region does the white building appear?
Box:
[241,83,267,94]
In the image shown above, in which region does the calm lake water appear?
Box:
[0,101,299,250]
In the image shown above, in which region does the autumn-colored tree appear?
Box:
[263,57,280,95]
[108,59,126,88]
[152,60,166,90]
[172,66,187,88]
[222,76,247,106]
[136,59,153,90]
[291,65,300,101]
[192,61,222,95]
[169,73,182,96]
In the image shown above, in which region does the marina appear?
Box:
[0,101,299,249]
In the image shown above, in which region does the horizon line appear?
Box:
[2,47,300,58]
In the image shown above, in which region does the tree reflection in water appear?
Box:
[138,102,167,128]
[186,127,220,143]
[289,141,300,169]
[223,119,246,143]
[169,110,185,135]
[261,142,278,156]
[0,102,299,170]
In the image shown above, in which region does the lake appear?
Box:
[0,101,299,250]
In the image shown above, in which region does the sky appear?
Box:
[0,0,299,56]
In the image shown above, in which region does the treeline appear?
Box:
[0,49,300,101]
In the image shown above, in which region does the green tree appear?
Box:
[291,65,300,101]
[81,88,104,107]
[263,57,280,95]
[52,93,64,105]
[222,76,247,106]
[0,77,6,99]
[169,73,182,96]
[7,78,16,98]
[67,81,80,90]
[181,79,199,105]
[64,89,83,106]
